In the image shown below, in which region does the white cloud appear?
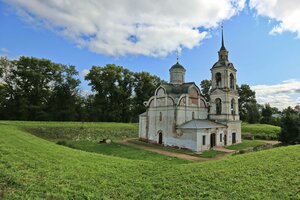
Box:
[250,0,300,37]
[0,48,9,53]
[5,0,245,57]
[80,89,92,97]
[81,69,90,78]
[251,79,300,110]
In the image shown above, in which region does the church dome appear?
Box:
[170,62,185,70]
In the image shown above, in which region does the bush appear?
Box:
[279,108,300,144]
[56,140,67,146]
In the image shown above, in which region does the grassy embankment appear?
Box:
[2,121,188,164]
[0,121,299,199]
[242,123,281,140]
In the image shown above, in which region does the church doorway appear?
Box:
[210,133,216,148]
[224,134,227,146]
[158,131,163,144]
[232,132,236,144]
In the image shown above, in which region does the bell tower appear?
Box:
[209,27,239,122]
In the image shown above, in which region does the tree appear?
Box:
[0,56,82,121]
[260,104,273,124]
[132,72,161,122]
[246,102,260,124]
[85,64,134,122]
[237,84,257,122]
[279,107,300,144]
[200,79,211,102]
[48,65,81,121]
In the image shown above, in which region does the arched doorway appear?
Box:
[224,133,227,146]
[158,131,163,144]
[232,132,236,144]
[210,133,216,148]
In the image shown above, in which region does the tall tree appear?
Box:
[237,84,257,122]
[246,102,261,124]
[279,107,300,144]
[85,64,134,122]
[132,72,161,122]
[199,79,211,102]
[260,104,273,124]
[48,65,81,121]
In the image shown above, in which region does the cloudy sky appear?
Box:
[0,0,300,109]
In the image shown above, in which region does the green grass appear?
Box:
[0,121,299,199]
[200,150,225,158]
[0,121,138,142]
[226,140,265,150]
[59,140,189,164]
[242,123,281,140]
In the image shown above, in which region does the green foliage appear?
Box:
[279,107,300,144]
[246,102,261,124]
[237,84,259,122]
[226,140,265,150]
[0,56,82,121]
[199,79,211,102]
[0,122,299,199]
[242,123,281,140]
[132,72,162,122]
[85,65,163,122]
[260,104,273,124]
[0,57,163,122]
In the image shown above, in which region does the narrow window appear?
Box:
[159,112,162,121]
[220,134,222,142]
[230,73,234,89]
[202,135,206,145]
[215,98,222,115]
[192,111,195,119]
[231,99,235,115]
[215,73,222,87]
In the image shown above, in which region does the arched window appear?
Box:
[231,99,235,115]
[215,73,222,88]
[192,111,195,119]
[230,73,235,89]
[159,112,162,121]
[215,98,222,115]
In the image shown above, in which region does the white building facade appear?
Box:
[139,33,241,152]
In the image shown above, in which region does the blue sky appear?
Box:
[0,0,299,109]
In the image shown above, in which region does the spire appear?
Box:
[220,24,226,51]
[176,49,179,63]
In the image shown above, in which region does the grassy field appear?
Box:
[242,123,281,140]
[0,121,299,199]
[1,121,139,142]
[59,140,189,164]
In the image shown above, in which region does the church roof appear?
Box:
[161,82,197,97]
[211,60,236,70]
[170,62,185,70]
[177,119,226,129]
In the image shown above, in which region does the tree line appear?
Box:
[0,56,161,122]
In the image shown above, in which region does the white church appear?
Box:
[139,31,241,152]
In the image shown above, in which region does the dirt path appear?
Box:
[119,139,232,162]
[260,140,281,145]
[213,146,236,153]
